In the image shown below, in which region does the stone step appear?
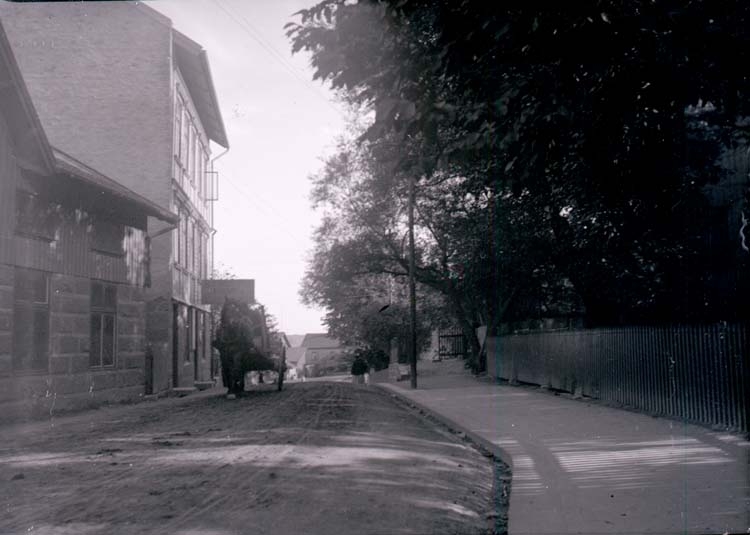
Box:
[170,387,197,397]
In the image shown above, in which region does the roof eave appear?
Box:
[172,30,229,149]
[52,148,178,225]
[0,20,56,173]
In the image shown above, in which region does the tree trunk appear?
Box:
[445,288,483,373]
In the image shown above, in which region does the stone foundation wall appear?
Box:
[0,269,148,423]
[0,265,13,377]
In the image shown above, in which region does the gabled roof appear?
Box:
[0,18,55,174]
[0,20,177,226]
[172,29,228,149]
[277,332,291,348]
[285,347,307,365]
[300,333,342,349]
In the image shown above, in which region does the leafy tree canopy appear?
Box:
[290,1,750,326]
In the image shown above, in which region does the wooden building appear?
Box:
[0,21,177,421]
[0,2,229,395]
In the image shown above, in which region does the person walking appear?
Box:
[351,355,368,384]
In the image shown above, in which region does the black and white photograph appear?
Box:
[0,1,748,534]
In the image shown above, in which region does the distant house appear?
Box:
[0,2,229,395]
[285,347,307,375]
[0,21,177,420]
[300,333,351,376]
[277,332,292,351]
[285,334,305,347]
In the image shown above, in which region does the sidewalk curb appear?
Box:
[374,384,515,472]
[375,383,513,535]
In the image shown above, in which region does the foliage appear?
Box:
[350,355,369,376]
[351,346,389,372]
[289,0,750,328]
[212,298,277,394]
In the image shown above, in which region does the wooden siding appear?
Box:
[1,169,149,286]
[488,323,749,433]
[0,106,18,267]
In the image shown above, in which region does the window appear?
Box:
[178,211,187,268]
[13,269,50,372]
[197,311,205,360]
[193,135,201,185]
[174,98,183,162]
[173,208,179,266]
[90,281,117,368]
[180,106,189,166]
[193,225,198,275]
[188,124,196,185]
[91,220,124,256]
[197,231,203,279]
[186,308,194,361]
[16,190,58,242]
[186,219,194,273]
[202,154,209,199]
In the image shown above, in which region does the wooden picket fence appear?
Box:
[486,323,749,433]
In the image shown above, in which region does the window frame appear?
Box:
[90,219,124,257]
[15,190,58,242]
[90,280,117,369]
[186,307,194,362]
[174,96,183,165]
[12,268,50,373]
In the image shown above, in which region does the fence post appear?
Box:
[743,323,750,435]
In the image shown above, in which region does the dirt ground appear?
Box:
[0,382,507,535]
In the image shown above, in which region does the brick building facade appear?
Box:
[0,20,177,421]
[0,2,229,395]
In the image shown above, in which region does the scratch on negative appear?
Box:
[741,212,749,252]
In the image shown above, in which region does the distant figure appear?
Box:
[277,346,286,392]
[351,355,368,385]
[364,368,370,386]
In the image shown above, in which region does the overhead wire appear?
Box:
[200,0,343,251]
[208,0,348,121]
[219,173,310,249]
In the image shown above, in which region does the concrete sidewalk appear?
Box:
[378,368,749,535]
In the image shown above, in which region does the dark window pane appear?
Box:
[91,282,103,308]
[14,269,50,371]
[91,220,124,256]
[16,190,58,241]
[104,285,117,309]
[102,315,115,367]
[90,314,101,367]
[197,312,204,359]
[13,303,33,369]
[32,308,49,370]
[32,274,47,304]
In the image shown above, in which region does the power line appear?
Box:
[208,0,348,121]
[219,173,311,249]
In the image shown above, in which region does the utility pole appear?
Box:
[408,174,418,389]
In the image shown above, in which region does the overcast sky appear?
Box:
[153,0,346,336]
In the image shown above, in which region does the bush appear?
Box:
[350,356,369,376]
[351,347,390,372]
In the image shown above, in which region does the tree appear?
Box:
[300,122,560,371]
[289,1,750,325]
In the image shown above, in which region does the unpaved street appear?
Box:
[1,383,504,535]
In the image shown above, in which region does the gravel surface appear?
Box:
[0,382,505,535]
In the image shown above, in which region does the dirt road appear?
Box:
[1,382,507,535]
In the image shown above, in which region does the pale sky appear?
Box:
[153,0,346,336]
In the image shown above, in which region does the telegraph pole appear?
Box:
[408,174,418,389]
